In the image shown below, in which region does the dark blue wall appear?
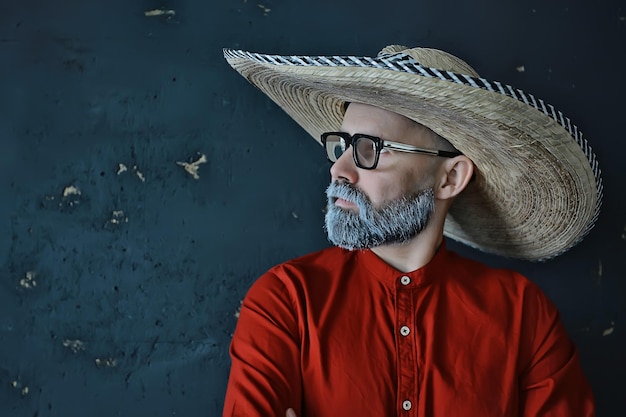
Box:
[1,0,624,416]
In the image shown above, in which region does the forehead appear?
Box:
[341,103,434,146]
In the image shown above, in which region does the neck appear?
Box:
[369,208,446,273]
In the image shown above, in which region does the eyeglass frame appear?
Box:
[320,131,463,170]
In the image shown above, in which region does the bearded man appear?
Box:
[221,45,600,417]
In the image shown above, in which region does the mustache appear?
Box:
[325,182,370,205]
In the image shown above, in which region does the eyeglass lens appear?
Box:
[324,134,378,168]
[325,135,346,162]
[355,137,377,167]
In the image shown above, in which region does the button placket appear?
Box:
[395,275,417,415]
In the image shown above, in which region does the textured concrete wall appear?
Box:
[0,0,624,416]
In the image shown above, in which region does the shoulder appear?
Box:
[443,250,554,313]
[267,246,354,282]
[442,251,562,347]
[446,250,537,289]
[247,246,353,296]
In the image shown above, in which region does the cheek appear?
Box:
[406,163,438,191]
[356,162,437,205]
[360,177,407,207]
[381,169,433,202]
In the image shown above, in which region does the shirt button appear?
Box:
[400,326,411,336]
[402,400,412,411]
[400,276,411,285]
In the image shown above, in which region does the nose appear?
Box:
[330,146,359,184]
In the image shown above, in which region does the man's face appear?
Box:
[324,103,441,249]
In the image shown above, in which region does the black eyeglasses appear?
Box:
[320,132,462,170]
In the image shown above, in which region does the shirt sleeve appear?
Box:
[518,283,595,417]
[222,270,302,417]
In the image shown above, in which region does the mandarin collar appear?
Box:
[357,242,450,287]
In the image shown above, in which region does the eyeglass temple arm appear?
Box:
[384,141,462,158]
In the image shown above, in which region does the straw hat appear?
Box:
[223,45,603,261]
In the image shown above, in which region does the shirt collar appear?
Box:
[356,241,450,287]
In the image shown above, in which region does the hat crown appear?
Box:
[378,45,480,77]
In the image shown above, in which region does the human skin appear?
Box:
[284,103,474,416]
[328,103,474,273]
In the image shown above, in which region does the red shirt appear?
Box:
[223,244,595,416]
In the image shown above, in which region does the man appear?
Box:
[221,45,601,416]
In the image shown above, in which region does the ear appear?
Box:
[434,156,474,200]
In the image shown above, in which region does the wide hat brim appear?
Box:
[223,46,603,261]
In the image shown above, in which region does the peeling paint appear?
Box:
[602,321,615,336]
[9,380,29,396]
[62,185,81,197]
[108,210,128,225]
[234,300,243,319]
[257,4,271,15]
[63,339,86,353]
[19,271,37,289]
[144,9,176,17]
[117,163,128,175]
[177,153,207,180]
[132,165,146,182]
[95,357,118,368]
[59,184,83,209]
[104,210,129,229]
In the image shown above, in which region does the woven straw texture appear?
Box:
[223,46,602,261]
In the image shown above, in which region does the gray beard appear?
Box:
[324,181,435,250]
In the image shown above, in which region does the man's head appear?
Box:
[224,45,602,260]
[324,103,474,250]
